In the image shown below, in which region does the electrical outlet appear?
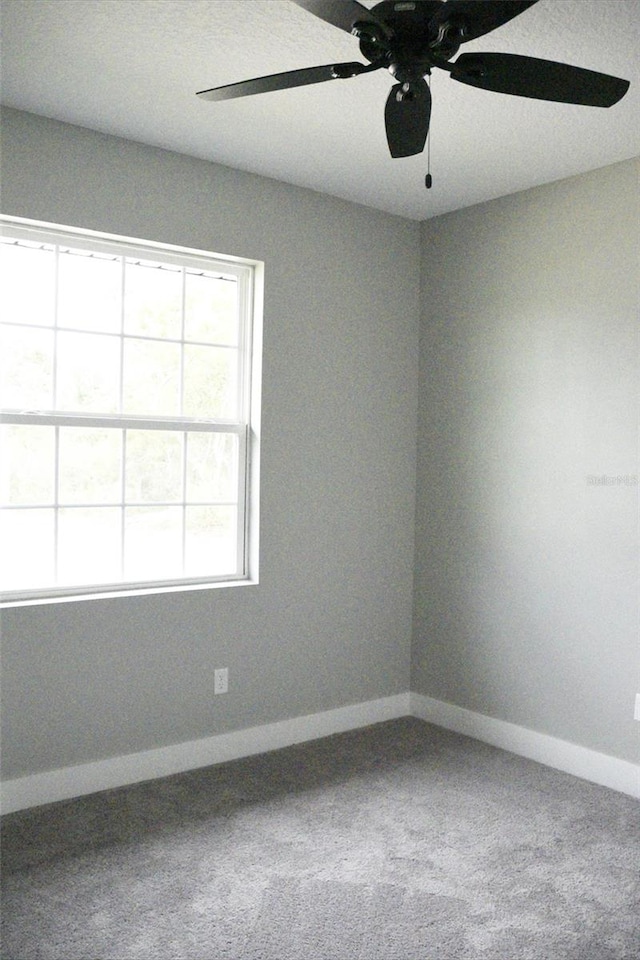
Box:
[214,668,229,695]
[634,693,640,722]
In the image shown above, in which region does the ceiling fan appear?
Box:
[196,0,630,161]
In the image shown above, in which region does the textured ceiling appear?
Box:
[1,0,638,220]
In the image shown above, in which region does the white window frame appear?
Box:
[0,215,262,606]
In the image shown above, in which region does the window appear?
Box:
[0,217,261,602]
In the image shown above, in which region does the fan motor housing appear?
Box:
[361,0,460,82]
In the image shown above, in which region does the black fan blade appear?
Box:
[430,1,538,43]
[384,79,431,158]
[197,62,373,101]
[450,53,630,106]
[293,0,392,37]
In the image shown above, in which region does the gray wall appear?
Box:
[413,158,639,763]
[0,109,420,778]
[1,108,637,782]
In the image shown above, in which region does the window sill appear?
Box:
[0,576,259,609]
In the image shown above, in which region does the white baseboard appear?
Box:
[411,692,640,800]
[0,692,410,814]
[2,690,638,813]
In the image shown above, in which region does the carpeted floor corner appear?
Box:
[2,717,639,959]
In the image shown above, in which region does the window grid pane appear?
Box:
[0,421,243,594]
[0,240,56,327]
[57,248,123,334]
[1,219,255,599]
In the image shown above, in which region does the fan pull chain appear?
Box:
[425,73,433,189]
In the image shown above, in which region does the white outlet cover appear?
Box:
[635,693,640,722]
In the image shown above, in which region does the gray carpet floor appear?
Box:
[1,718,639,960]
